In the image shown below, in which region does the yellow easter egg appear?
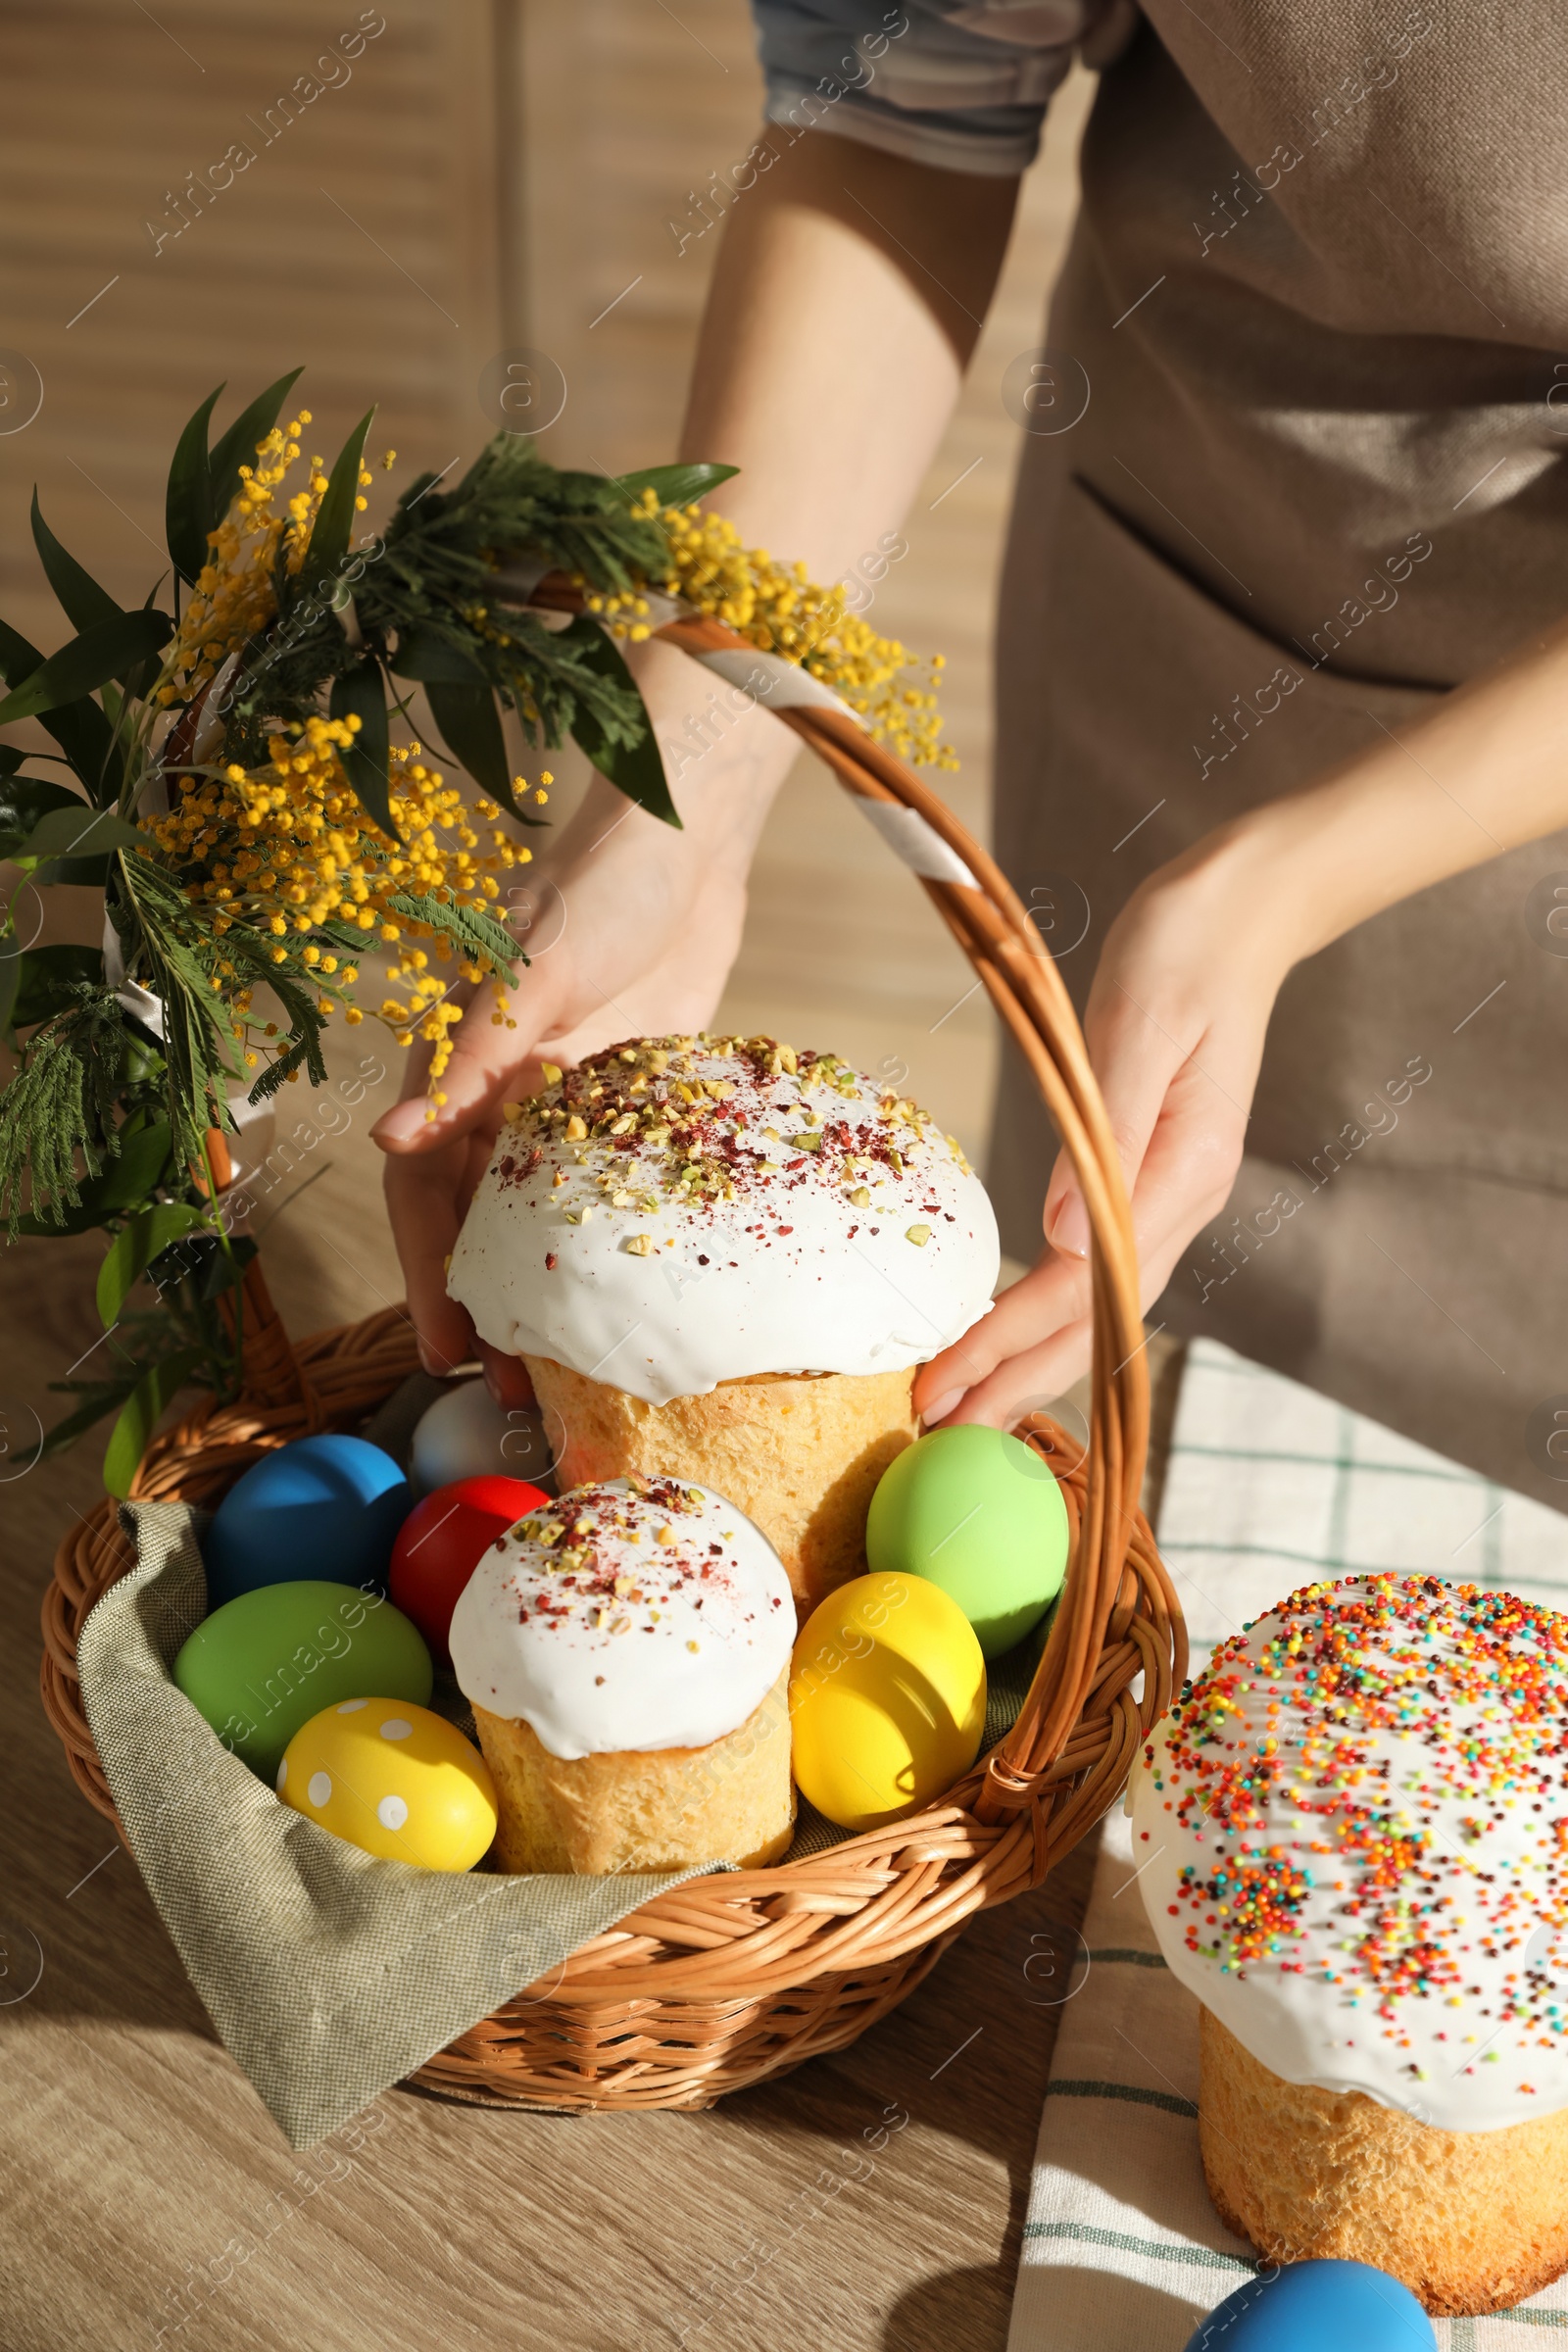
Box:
[789,1571,987,1833]
[276,1697,498,1870]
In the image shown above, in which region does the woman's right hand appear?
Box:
[375,128,1028,1387]
[373,643,797,1388]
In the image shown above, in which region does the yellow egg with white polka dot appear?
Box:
[276,1698,498,1870]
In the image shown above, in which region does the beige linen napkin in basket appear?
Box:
[74,1495,713,2149]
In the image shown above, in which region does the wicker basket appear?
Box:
[39,592,1185,2113]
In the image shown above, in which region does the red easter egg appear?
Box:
[389,1475,548,1661]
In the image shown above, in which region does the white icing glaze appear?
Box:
[447,1476,794,1759]
[1132,1575,1568,2132]
[447,1033,999,1406]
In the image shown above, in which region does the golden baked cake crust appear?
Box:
[1200,1994,1568,2313]
[526,1353,917,1614]
[474,1671,794,1876]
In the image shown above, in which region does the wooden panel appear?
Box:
[0,0,503,641]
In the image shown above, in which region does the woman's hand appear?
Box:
[371,838,755,1396]
[916,606,1568,1431]
[372,641,797,1387]
[912,822,1303,1431]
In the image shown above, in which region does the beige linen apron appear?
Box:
[988,3,1568,1509]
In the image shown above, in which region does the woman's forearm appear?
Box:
[1194,616,1568,973]
[679,129,1018,572]
[544,130,1024,938]
[521,133,1023,1036]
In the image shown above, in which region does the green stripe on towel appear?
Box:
[1045,2081,1198,2118]
[1022,2221,1251,2273]
[1169,1443,1471,1482]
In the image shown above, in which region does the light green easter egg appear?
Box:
[173,1580,432,1781]
[865,1424,1069,1659]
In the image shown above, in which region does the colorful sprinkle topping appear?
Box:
[1146,1576,1568,2059]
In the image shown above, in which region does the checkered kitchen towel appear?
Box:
[1007,1338,1568,2351]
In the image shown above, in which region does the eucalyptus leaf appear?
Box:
[103,1347,205,1498]
[15,805,148,861]
[166,383,226,585]
[100,1119,175,1208]
[96,1201,210,1328]
[327,657,397,840]
[198,1230,256,1301]
[54,709,122,805]
[298,406,374,594]
[610,461,738,511]
[388,625,488,686]
[36,693,122,806]
[0,774,78,858]
[34,854,112,890]
[564,616,680,827]
[423,680,519,814]
[206,368,305,542]
[0,615,119,800]
[39,1377,143,1462]
[29,493,122,634]
[6,943,104,1033]
[0,611,172,725]
[126,578,176,703]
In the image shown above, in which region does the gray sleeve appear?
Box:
[750,0,1128,177]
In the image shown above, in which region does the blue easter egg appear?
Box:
[1184,2261,1435,2351]
[202,1435,414,1608]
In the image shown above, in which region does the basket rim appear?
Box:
[40,1300,1172,2003]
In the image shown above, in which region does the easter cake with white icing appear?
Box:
[448,1034,1000,1610]
[449,1475,796,1873]
[1131,1573,1568,2314]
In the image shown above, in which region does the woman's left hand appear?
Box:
[912,821,1299,1430]
[912,608,1568,1431]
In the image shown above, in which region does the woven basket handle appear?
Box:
[580,599,1168,1828]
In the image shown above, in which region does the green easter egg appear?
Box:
[173,1580,432,1781]
[865,1424,1069,1659]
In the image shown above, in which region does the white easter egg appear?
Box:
[411,1378,554,1494]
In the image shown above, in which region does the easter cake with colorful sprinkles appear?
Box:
[1130,1572,1568,2314]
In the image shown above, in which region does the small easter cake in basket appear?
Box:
[1132,1572,1568,2316]
[449,1475,796,1873]
[447,1034,1000,1613]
